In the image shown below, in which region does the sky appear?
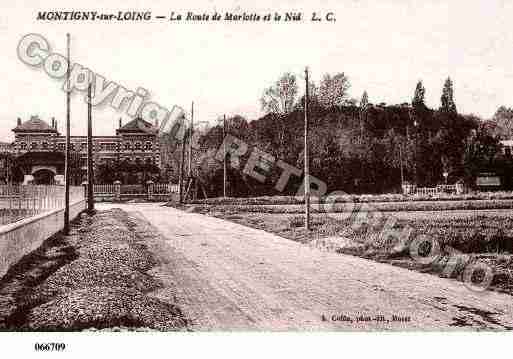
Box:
[0,0,512,142]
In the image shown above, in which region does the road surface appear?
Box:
[98,203,513,331]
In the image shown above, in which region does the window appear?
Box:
[145,141,152,151]
[42,142,49,150]
[30,142,38,150]
[104,143,116,151]
[57,143,65,151]
[135,142,142,150]
[124,142,131,150]
[506,146,512,157]
[19,142,27,150]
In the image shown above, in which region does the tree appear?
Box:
[0,152,16,184]
[260,72,298,115]
[360,91,369,109]
[359,91,369,139]
[294,80,320,111]
[412,81,425,108]
[440,77,457,113]
[491,106,513,139]
[463,126,501,187]
[260,73,300,158]
[318,72,350,108]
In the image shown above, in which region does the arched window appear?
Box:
[124,142,131,151]
[145,141,152,151]
[19,142,27,150]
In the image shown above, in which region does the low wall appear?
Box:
[0,200,86,278]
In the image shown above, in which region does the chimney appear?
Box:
[54,120,58,132]
[51,117,55,129]
[17,117,21,126]
[119,118,122,128]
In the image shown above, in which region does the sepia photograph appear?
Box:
[0,0,512,357]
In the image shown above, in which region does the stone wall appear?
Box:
[0,200,86,278]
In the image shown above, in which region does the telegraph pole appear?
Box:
[87,83,94,213]
[188,101,194,177]
[223,114,227,198]
[304,67,310,230]
[399,144,404,187]
[178,114,186,204]
[63,33,71,234]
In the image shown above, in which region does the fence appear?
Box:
[0,196,86,278]
[415,187,439,196]
[0,185,84,225]
[0,184,86,277]
[436,184,458,193]
[403,183,462,196]
[92,182,179,201]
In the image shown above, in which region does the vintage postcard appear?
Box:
[0,0,512,357]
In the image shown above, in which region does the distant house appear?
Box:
[475,139,513,191]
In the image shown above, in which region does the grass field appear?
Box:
[190,191,513,205]
[186,199,513,214]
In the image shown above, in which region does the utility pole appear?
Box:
[223,114,227,198]
[304,67,310,230]
[87,83,94,213]
[399,144,404,187]
[63,33,71,234]
[178,114,186,204]
[414,118,418,187]
[188,101,194,178]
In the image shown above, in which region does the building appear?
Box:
[501,139,513,157]
[3,115,161,184]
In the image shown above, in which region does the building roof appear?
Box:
[117,117,157,135]
[13,116,58,133]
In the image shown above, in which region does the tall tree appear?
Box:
[440,77,457,113]
[492,105,513,139]
[318,72,350,108]
[260,72,298,115]
[359,91,369,139]
[411,80,427,131]
[412,80,425,108]
[360,91,369,109]
[260,72,299,158]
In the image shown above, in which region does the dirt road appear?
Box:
[97,203,513,331]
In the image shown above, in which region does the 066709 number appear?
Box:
[34,343,66,351]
